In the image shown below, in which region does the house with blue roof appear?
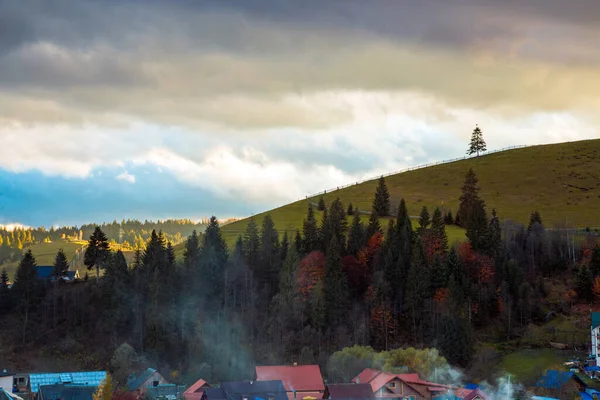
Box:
[533,370,586,399]
[38,383,98,400]
[36,266,79,282]
[28,371,107,394]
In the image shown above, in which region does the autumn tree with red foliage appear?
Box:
[422,231,445,265]
[370,302,395,350]
[297,250,325,297]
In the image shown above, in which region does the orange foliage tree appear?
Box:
[422,231,444,265]
[593,276,600,302]
[370,302,395,350]
[297,250,325,297]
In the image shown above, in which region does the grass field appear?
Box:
[497,349,586,386]
[1,239,135,280]
[220,139,600,249]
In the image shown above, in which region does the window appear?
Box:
[388,381,396,389]
[153,381,159,387]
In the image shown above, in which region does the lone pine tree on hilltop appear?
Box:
[467,124,487,157]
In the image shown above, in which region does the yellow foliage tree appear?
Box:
[93,374,114,400]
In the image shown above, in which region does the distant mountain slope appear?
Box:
[220,139,600,246]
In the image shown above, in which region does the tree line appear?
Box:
[0,168,596,385]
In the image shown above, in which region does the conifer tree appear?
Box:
[52,248,70,281]
[84,226,111,283]
[430,254,448,291]
[280,232,289,263]
[365,211,382,241]
[13,250,40,341]
[444,211,454,225]
[183,230,200,274]
[431,207,448,252]
[259,215,281,296]
[302,205,320,253]
[591,245,600,277]
[319,208,331,252]
[418,206,431,234]
[323,236,349,326]
[527,211,543,232]
[395,199,413,278]
[318,196,326,211]
[467,124,487,157]
[576,266,593,301]
[458,168,480,226]
[405,238,429,341]
[327,198,349,252]
[373,177,391,217]
[0,268,11,314]
[347,203,354,216]
[200,216,228,308]
[488,209,502,258]
[347,209,365,257]
[436,314,474,367]
[294,230,303,255]
[243,218,260,272]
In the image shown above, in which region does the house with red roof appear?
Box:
[184,378,211,400]
[255,364,325,400]
[351,368,463,400]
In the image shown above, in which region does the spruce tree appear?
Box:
[84,226,111,283]
[488,209,502,258]
[52,248,70,281]
[395,199,413,279]
[365,211,382,241]
[431,207,448,252]
[373,176,391,217]
[405,238,429,341]
[13,250,40,341]
[318,196,326,211]
[243,218,260,272]
[294,230,303,255]
[327,198,349,252]
[436,314,474,367]
[280,232,289,263]
[467,124,487,157]
[591,245,600,277]
[576,266,593,301]
[183,230,200,274]
[347,209,365,257]
[200,216,228,309]
[418,206,431,234]
[259,214,281,296]
[302,205,319,253]
[527,211,543,232]
[458,168,480,226]
[458,169,489,252]
[0,268,11,314]
[347,203,354,216]
[444,211,454,225]
[318,208,331,252]
[323,236,349,326]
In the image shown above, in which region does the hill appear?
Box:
[220,139,600,246]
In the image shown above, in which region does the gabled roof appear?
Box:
[255,365,325,392]
[29,371,107,393]
[0,388,23,400]
[535,370,584,390]
[351,369,381,385]
[463,389,489,400]
[326,383,375,400]
[203,387,227,400]
[39,384,97,400]
[0,371,14,377]
[128,368,159,391]
[593,312,600,330]
[185,379,211,400]
[208,380,288,400]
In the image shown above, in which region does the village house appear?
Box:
[324,383,375,400]
[533,370,587,399]
[0,371,14,392]
[36,266,79,282]
[38,383,97,400]
[0,387,23,400]
[184,379,211,400]
[352,368,484,400]
[28,371,107,396]
[591,312,600,367]
[202,380,288,400]
[127,368,170,397]
[255,364,325,400]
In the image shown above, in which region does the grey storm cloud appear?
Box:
[0,0,600,130]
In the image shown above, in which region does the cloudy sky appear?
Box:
[1,0,599,227]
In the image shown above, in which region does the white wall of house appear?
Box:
[138,372,169,393]
[0,376,14,390]
[592,326,600,365]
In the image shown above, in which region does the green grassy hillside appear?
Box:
[220,139,600,247]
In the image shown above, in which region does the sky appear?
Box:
[1,0,599,228]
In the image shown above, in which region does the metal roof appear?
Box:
[29,371,106,393]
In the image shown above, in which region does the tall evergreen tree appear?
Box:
[319,208,331,252]
[418,206,431,234]
[405,238,429,341]
[591,245,600,277]
[13,250,40,342]
[435,314,474,367]
[323,236,349,326]
[294,230,303,255]
[431,207,448,252]
[0,268,11,314]
[280,232,289,263]
[458,169,489,252]
[52,248,70,281]
[302,205,320,253]
[347,210,365,257]
[488,209,502,258]
[467,124,487,157]
[327,198,349,253]
[373,177,391,217]
[259,214,281,297]
[365,211,382,242]
[84,226,111,283]
[183,230,200,274]
[457,168,480,227]
[243,218,260,272]
[347,203,354,216]
[576,266,593,301]
[200,216,228,309]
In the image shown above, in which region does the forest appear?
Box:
[1,168,599,387]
